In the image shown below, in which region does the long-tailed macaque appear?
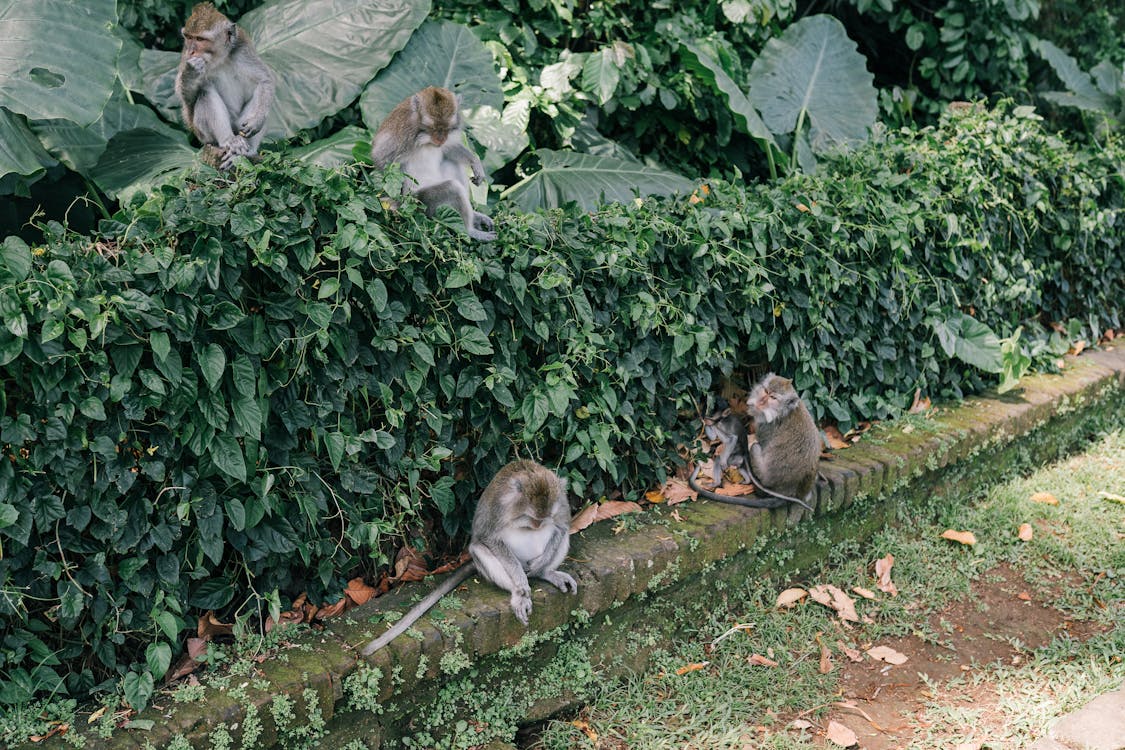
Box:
[175,2,275,170]
[362,460,576,656]
[370,86,497,242]
[687,384,818,512]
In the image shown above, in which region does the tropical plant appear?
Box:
[1037,40,1124,133]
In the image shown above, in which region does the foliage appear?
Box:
[1037,41,1124,133]
[0,104,1120,709]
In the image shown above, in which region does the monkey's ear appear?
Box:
[181,27,187,38]
[455,93,464,109]
[225,21,237,44]
[410,93,421,114]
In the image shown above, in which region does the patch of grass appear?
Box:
[531,430,1125,748]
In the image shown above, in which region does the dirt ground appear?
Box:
[804,563,1108,749]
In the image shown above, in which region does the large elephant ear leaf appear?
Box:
[747,14,876,151]
[359,20,522,168]
[242,0,431,138]
[0,108,57,190]
[0,0,120,127]
[89,128,197,203]
[501,149,695,212]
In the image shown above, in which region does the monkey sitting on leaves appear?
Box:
[370,86,498,242]
[688,374,820,512]
[175,2,275,170]
[362,460,576,655]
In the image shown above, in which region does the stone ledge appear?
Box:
[28,347,1125,749]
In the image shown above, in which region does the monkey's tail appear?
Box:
[687,463,814,513]
[360,563,477,656]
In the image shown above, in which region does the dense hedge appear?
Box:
[0,104,1121,707]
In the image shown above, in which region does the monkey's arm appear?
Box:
[360,563,476,656]
[526,525,577,593]
[237,56,275,137]
[470,538,535,624]
[174,60,206,129]
[370,129,404,170]
[444,142,487,185]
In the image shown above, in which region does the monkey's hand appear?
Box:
[185,56,206,74]
[219,136,250,170]
[541,570,577,594]
[238,113,266,138]
[509,589,533,625]
[470,170,485,186]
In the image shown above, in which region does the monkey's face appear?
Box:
[181,21,235,66]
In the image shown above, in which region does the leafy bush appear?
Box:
[0,104,1121,709]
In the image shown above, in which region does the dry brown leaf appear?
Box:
[953,742,982,750]
[909,389,932,413]
[836,640,864,663]
[851,586,877,600]
[197,611,233,639]
[595,500,643,521]
[866,645,909,665]
[808,584,859,622]
[834,701,884,731]
[662,478,697,505]
[940,529,977,546]
[644,489,665,504]
[29,723,68,743]
[1098,491,1125,503]
[569,503,599,533]
[789,719,813,730]
[748,653,779,668]
[722,466,747,484]
[393,545,429,582]
[1030,491,1059,505]
[818,638,833,674]
[167,638,209,682]
[344,577,377,606]
[571,720,598,743]
[796,202,810,212]
[874,553,899,596]
[671,509,684,522]
[715,482,756,497]
[675,661,709,675]
[429,551,471,576]
[1017,591,1032,601]
[1018,523,1034,541]
[86,707,107,725]
[823,425,850,450]
[1068,340,1087,356]
[826,720,859,747]
[776,587,808,608]
[315,598,348,620]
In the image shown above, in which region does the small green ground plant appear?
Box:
[0,104,1120,715]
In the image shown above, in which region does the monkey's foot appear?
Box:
[541,570,577,594]
[218,135,251,170]
[468,212,497,241]
[509,590,532,625]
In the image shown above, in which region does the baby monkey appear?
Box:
[370,86,497,241]
[687,379,818,512]
[362,460,577,656]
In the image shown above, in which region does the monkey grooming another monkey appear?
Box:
[370,86,498,242]
[687,398,813,512]
[362,460,576,656]
[175,2,275,170]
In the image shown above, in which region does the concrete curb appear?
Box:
[30,347,1125,749]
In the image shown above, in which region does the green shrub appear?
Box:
[0,104,1120,709]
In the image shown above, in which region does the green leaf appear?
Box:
[521,391,550,435]
[458,325,494,356]
[582,47,622,106]
[153,611,179,642]
[680,43,776,144]
[0,107,56,186]
[123,670,154,712]
[747,15,877,156]
[199,343,226,391]
[0,502,18,528]
[1,237,32,281]
[0,0,121,126]
[430,476,456,515]
[150,331,170,363]
[210,434,246,481]
[502,149,695,212]
[291,125,371,168]
[89,127,197,202]
[1038,40,1118,114]
[79,397,106,421]
[932,313,1004,374]
[226,498,247,532]
[318,277,341,299]
[324,432,346,471]
[144,642,171,680]
[244,0,432,137]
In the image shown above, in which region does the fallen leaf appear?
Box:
[87,707,107,724]
[29,723,68,742]
[954,743,982,750]
[836,640,864,662]
[902,423,915,434]
[826,720,858,747]
[823,425,850,450]
[1097,491,1125,504]
[808,584,859,622]
[874,553,899,596]
[675,661,709,675]
[940,529,977,546]
[749,653,779,667]
[776,587,808,608]
[1068,340,1087,356]
[569,503,599,533]
[197,611,233,639]
[1030,491,1059,505]
[671,509,684,522]
[662,478,697,505]
[167,638,209,682]
[1018,523,1033,541]
[789,719,813,730]
[1017,591,1032,601]
[834,700,884,731]
[796,202,810,212]
[595,500,643,521]
[393,545,429,582]
[644,489,665,504]
[851,586,877,600]
[818,638,833,674]
[344,578,377,606]
[714,482,756,497]
[571,720,598,743]
[866,645,909,665]
[909,389,932,413]
[315,598,348,620]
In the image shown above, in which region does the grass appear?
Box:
[531,429,1125,749]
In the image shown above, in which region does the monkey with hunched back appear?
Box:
[362,460,576,655]
[370,86,497,242]
[688,376,820,512]
[175,2,275,170]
